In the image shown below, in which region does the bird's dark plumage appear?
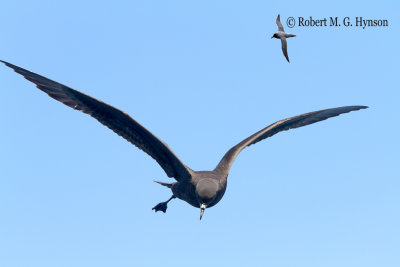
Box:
[0,60,193,182]
[214,105,367,176]
[1,60,368,219]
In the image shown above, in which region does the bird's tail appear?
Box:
[287,34,296,38]
[153,180,174,188]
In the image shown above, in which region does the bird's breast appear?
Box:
[171,181,199,208]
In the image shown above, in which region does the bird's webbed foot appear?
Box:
[152,202,168,213]
[152,195,176,213]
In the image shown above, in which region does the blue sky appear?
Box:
[0,1,398,267]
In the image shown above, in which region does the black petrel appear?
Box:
[271,14,296,62]
[1,60,367,220]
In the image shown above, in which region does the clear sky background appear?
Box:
[0,1,398,267]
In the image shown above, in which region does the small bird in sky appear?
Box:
[1,60,367,220]
[271,14,296,63]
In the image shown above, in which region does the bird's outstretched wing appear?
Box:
[1,60,193,182]
[280,37,290,62]
[276,14,285,32]
[214,106,368,176]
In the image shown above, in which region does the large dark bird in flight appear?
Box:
[1,60,367,220]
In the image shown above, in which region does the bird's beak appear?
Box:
[200,203,206,220]
[271,36,274,39]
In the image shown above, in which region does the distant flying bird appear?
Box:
[271,14,296,62]
[1,60,367,220]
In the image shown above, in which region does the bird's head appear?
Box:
[271,33,278,39]
[196,179,218,220]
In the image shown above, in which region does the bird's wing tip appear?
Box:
[0,60,15,68]
[342,105,368,111]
